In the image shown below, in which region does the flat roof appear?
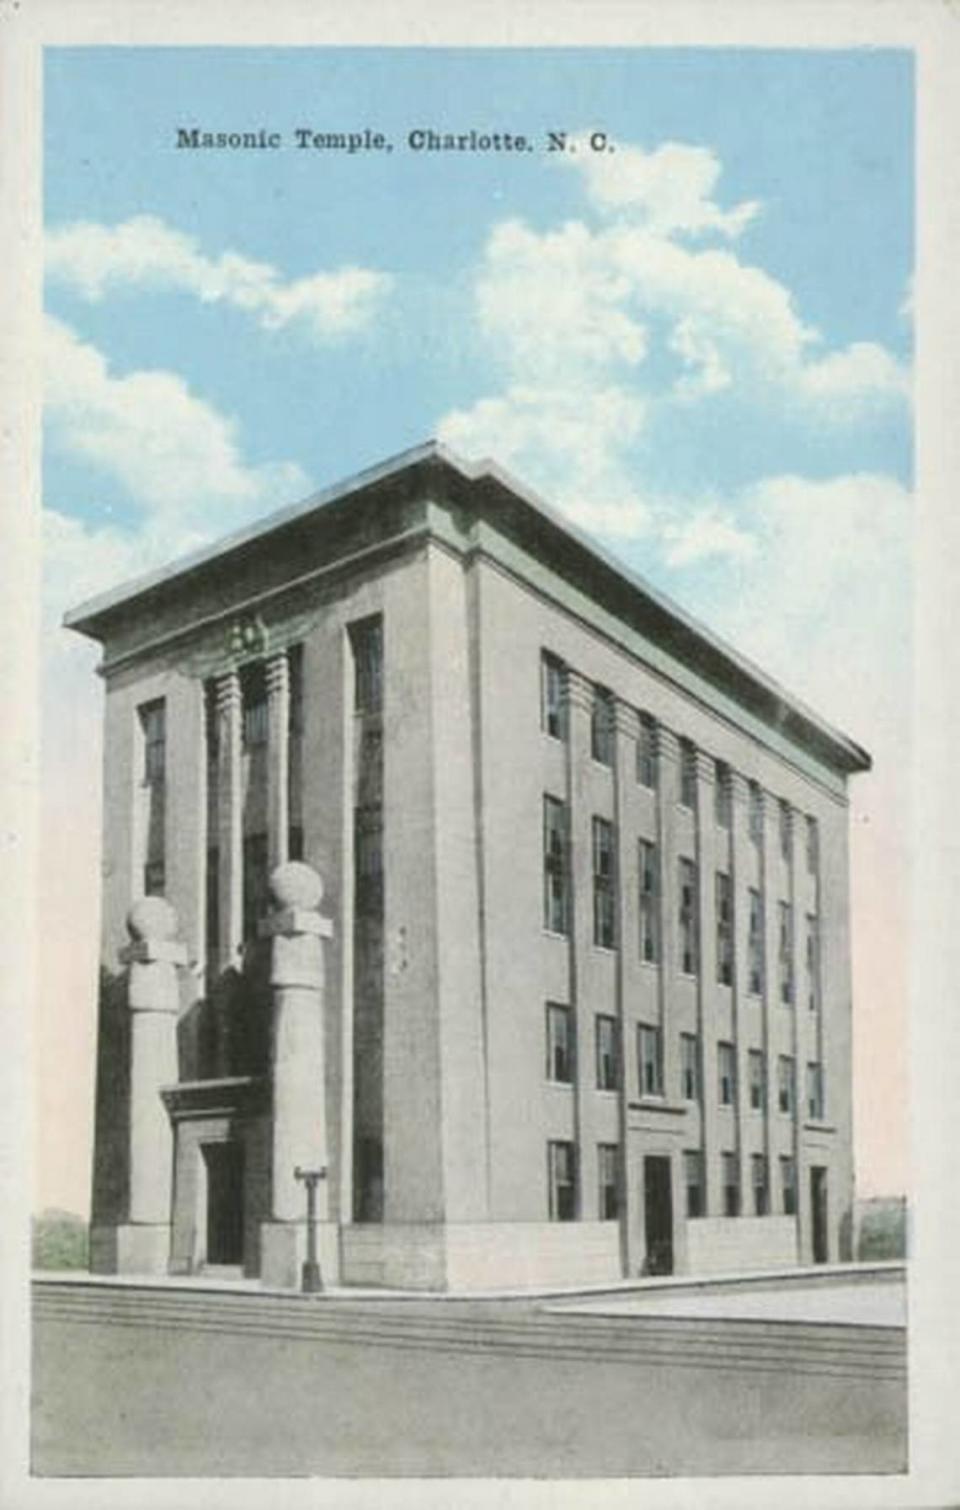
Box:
[64,439,871,775]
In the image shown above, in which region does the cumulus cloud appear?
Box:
[661,508,758,567]
[569,139,761,240]
[45,215,393,341]
[45,315,309,522]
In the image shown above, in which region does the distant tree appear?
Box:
[32,1210,89,1271]
[856,1197,907,1261]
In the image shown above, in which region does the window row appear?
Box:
[543,800,820,1008]
[545,1007,825,1119]
[547,1142,799,1222]
[540,653,820,872]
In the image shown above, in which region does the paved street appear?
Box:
[32,1273,907,1478]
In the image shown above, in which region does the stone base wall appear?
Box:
[339,1221,622,1291]
[685,1216,798,1276]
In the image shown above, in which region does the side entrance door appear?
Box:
[644,1155,674,1275]
[203,1141,245,1266]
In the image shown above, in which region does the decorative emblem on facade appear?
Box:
[227,613,268,661]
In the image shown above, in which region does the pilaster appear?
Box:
[565,668,599,1220]
[215,670,243,979]
[266,650,291,870]
[694,750,722,1214]
[730,770,754,1204]
[613,700,637,1273]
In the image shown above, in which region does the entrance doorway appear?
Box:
[643,1155,674,1275]
[202,1141,245,1266]
[811,1165,829,1264]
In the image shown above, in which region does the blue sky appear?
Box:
[39,46,913,1210]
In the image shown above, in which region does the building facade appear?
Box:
[68,441,870,1291]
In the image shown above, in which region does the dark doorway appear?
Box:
[203,1141,245,1265]
[644,1155,674,1275]
[811,1165,829,1264]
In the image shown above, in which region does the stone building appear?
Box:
[67,441,870,1291]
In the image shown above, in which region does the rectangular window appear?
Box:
[781,1155,797,1216]
[680,1033,700,1101]
[722,1152,740,1217]
[806,815,819,876]
[143,859,165,897]
[638,1024,663,1098]
[242,831,269,941]
[778,1055,796,1116]
[354,804,383,915]
[288,825,304,862]
[679,739,697,809]
[806,915,820,1011]
[591,685,615,766]
[714,761,731,828]
[749,782,763,845]
[548,1140,576,1221]
[288,643,303,736]
[779,901,794,1004]
[241,664,268,750]
[595,1015,618,1090]
[718,1041,737,1108]
[748,888,765,995]
[716,871,733,986]
[598,1144,619,1220]
[351,615,383,715]
[638,839,659,963]
[206,847,220,956]
[748,1049,765,1112]
[541,652,567,740]
[140,699,166,784]
[637,713,657,789]
[779,799,792,860]
[545,1003,574,1085]
[807,1062,825,1121]
[678,857,698,975]
[752,1154,769,1216]
[592,816,616,948]
[684,1150,704,1218]
[543,795,569,935]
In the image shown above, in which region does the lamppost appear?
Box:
[294,1165,328,1293]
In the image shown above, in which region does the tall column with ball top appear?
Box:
[259,861,337,1289]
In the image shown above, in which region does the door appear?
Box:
[203,1141,245,1265]
[643,1155,674,1275]
[811,1165,829,1264]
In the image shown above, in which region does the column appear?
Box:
[565,670,599,1221]
[760,787,783,1212]
[117,897,185,1273]
[613,701,637,1275]
[215,669,243,977]
[694,751,722,1213]
[259,861,336,1289]
[730,771,754,1205]
[266,650,290,870]
[654,726,680,1104]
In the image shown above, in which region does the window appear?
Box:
[541,653,567,740]
[638,1024,663,1097]
[140,699,166,784]
[591,685,615,766]
[779,799,792,860]
[288,643,303,736]
[779,901,794,1004]
[716,871,733,986]
[543,796,569,935]
[242,831,269,941]
[778,1055,796,1116]
[722,1152,740,1217]
[598,1144,619,1220]
[144,859,165,897]
[592,816,616,949]
[206,847,220,956]
[679,739,697,809]
[638,839,659,963]
[807,1062,825,1121]
[242,665,268,749]
[680,1033,700,1101]
[749,782,763,846]
[288,825,304,862]
[678,858,698,975]
[684,1150,704,1218]
[748,889,764,995]
[718,1041,737,1108]
[781,1155,797,1216]
[714,761,731,828]
[637,713,657,789]
[806,915,819,1011]
[748,1049,765,1112]
[752,1154,769,1216]
[548,1140,576,1221]
[354,804,383,915]
[595,1015,618,1090]
[546,1003,574,1084]
[806,815,819,876]
[351,616,383,715]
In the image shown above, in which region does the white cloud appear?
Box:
[45,315,308,521]
[569,139,761,240]
[661,509,758,567]
[45,215,393,341]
